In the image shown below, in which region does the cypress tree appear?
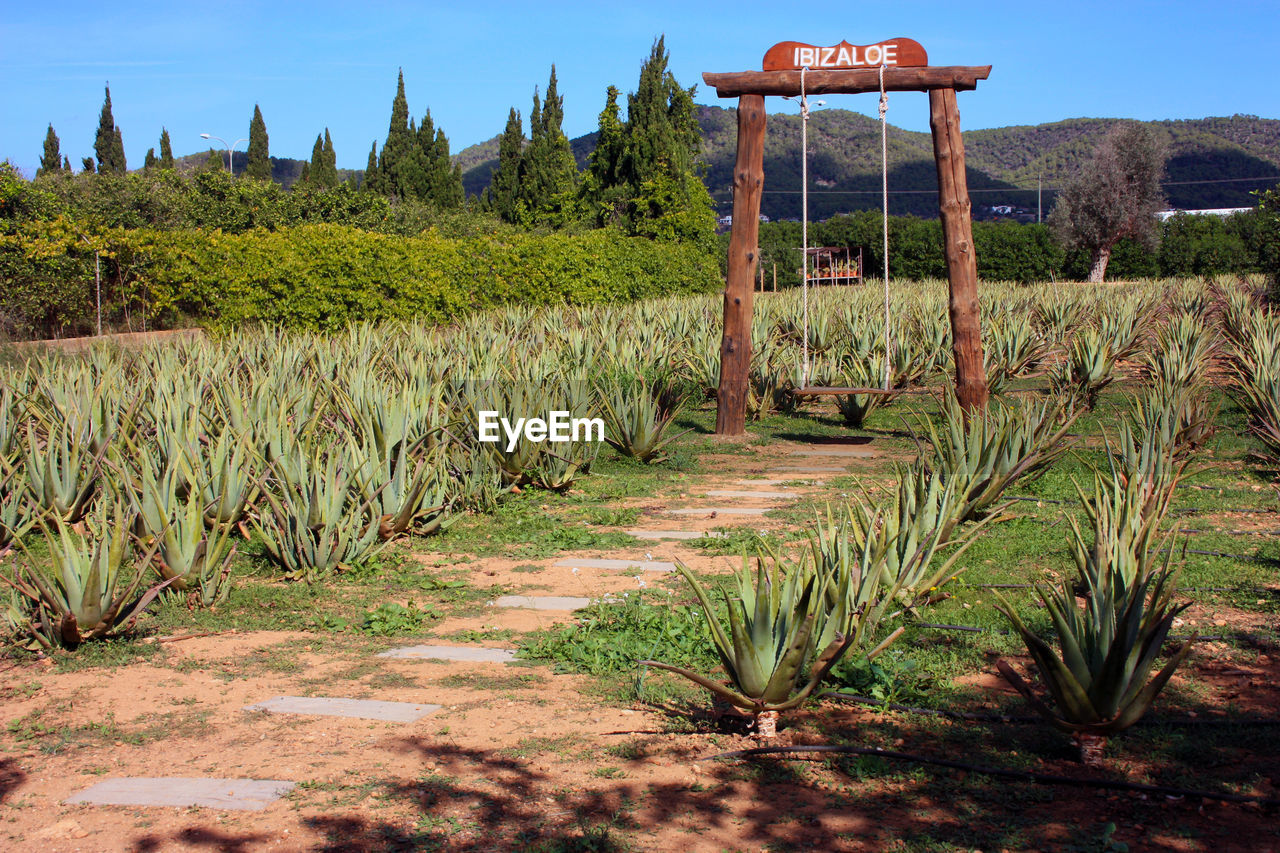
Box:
[38,124,62,177]
[299,133,324,186]
[377,69,415,198]
[586,87,624,188]
[489,107,525,223]
[144,148,157,170]
[159,128,174,169]
[301,130,339,188]
[246,104,271,180]
[427,127,463,208]
[62,156,72,173]
[81,156,96,173]
[519,65,578,220]
[363,142,379,192]
[94,85,127,174]
[321,128,338,186]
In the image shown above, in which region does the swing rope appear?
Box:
[796,64,893,394]
[879,64,892,390]
[800,66,811,388]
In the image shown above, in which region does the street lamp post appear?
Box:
[199,133,249,175]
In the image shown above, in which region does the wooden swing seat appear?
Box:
[791,386,899,397]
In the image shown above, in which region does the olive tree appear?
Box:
[1049,123,1167,282]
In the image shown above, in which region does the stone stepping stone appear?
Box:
[553,557,676,573]
[494,594,592,611]
[737,479,820,487]
[666,507,772,516]
[775,466,844,473]
[792,448,875,458]
[378,645,517,663]
[244,696,440,722]
[705,489,798,499]
[66,777,294,811]
[626,529,725,541]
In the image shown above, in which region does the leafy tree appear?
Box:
[38,125,62,178]
[1257,187,1280,290]
[581,38,714,245]
[246,104,271,180]
[94,85,127,174]
[143,148,157,170]
[488,107,525,223]
[158,128,174,169]
[1048,123,1167,282]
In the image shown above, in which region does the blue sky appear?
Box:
[4,1,1278,176]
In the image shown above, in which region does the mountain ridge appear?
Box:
[453,109,1280,219]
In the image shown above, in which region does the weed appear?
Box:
[361,601,438,636]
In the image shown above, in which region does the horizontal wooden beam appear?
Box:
[702,65,991,98]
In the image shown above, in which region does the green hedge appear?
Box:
[1,219,721,339]
[748,206,1280,287]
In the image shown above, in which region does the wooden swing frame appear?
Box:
[708,64,993,434]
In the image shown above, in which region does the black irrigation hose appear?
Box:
[911,623,1274,644]
[1005,496,1071,505]
[915,622,998,634]
[1158,546,1278,564]
[697,744,1280,807]
[1177,528,1280,537]
[962,581,1278,595]
[817,692,1280,728]
[1175,507,1276,516]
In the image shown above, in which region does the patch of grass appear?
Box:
[443,627,518,644]
[437,491,637,559]
[584,507,642,526]
[434,671,546,691]
[502,734,584,760]
[5,707,211,755]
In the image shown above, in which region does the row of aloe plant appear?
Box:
[0,276,1240,652]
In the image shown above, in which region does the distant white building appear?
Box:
[1156,207,1253,221]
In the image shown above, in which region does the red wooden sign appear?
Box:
[762,38,928,71]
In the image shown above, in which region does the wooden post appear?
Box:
[772,263,777,292]
[715,94,766,436]
[929,87,989,414]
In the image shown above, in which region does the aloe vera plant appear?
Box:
[0,463,35,550]
[1053,327,1118,408]
[596,376,687,464]
[844,464,996,603]
[2,501,171,649]
[23,420,102,523]
[1228,312,1280,462]
[642,555,875,737]
[921,392,1079,525]
[253,441,381,582]
[129,458,237,606]
[996,545,1194,766]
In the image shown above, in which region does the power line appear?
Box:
[731,174,1280,197]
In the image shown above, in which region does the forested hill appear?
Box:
[454,111,1280,220]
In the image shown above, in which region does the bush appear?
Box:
[0,221,722,337]
[1158,212,1249,276]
